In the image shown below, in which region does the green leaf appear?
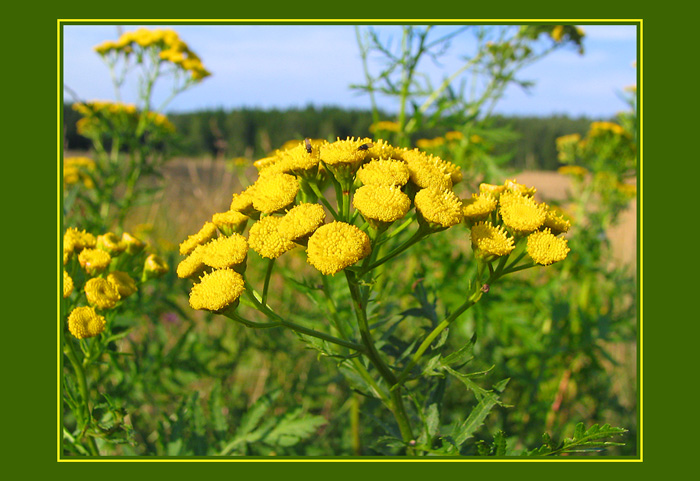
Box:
[526,422,628,456]
[263,408,327,448]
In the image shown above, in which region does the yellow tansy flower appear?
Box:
[122,232,146,254]
[401,149,453,191]
[107,271,138,298]
[353,185,411,224]
[177,246,208,279]
[306,222,371,275]
[462,193,497,222]
[557,165,588,178]
[189,268,245,312]
[63,270,74,298]
[68,306,107,339]
[278,203,326,242]
[250,173,299,214]
[84,277,121,309]
[65,227,97,252]
[499,192,547,234]
[258,140,322,175]
[212,210,249,236]
[78,248,112,275]
[199,234,248,269]
[97,232,126,256]
[543,206,571,235]
[526,228,570,265]
[179,222,218,256]
[356,159,410,187]
[414,188,464,228]
[369,121,400,133]
[144,254,169,278]
[504,179,536,196]
[320,137,373,169]
[230,188,256,214]
[248,216,298,259]
[479,183,506,198]
[366,139,404,160]
[470,221,515,258]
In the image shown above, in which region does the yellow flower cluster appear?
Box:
[63,157,96,188]
[63,228,168,339]
[462,179,571,265]
[94,28,211,80]
[73,101,175,137]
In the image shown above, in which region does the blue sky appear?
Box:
[62,23,638,119]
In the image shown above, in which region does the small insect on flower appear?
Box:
[358,142,374,151]
[305,138,313,154]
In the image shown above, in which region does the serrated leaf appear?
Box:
[263,408,327,448]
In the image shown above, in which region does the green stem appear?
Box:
[345,271,415,451]
[360,224,431,274]
[242,287,366,353]
[63,340,99,456]
[261,258,275,306]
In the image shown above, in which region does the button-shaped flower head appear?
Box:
[414,187,464,228]
[353,184,411,224]
[498,191,547,235]
[356,159,410,187]
[199,234,248,269]
[189,268,245,312]
[248,215,298,259]
[470,221,515,259]
[84,277,121,309]
[462,193,498,223]
[63,270,74,299]
[107,271,138,298]
[250,173,300,214]
[526,228,570,266]
[278,203,326,242]
[68,306,107,339]
[306,222,371,275]
[78,248,112,276]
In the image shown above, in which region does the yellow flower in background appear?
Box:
[250,173,300,214]
[63,157,96,188]
[107,271,138,298]
[499,192,547,234]
[356,159,410,187]
[179,222,218,256]
[369,121,400,133]
[414,188,464,228]
[617,182,637,199]
[526,229,570,266]
[212,209,249,236]
[144,254,170,279]
[78,248,112,275]
[416,137,445,149]
[353,185,411,224]
[68,306,107,339]
[122,232,146,254]
[557,165,588,178]
[278,203,326,242]
[84,277,121,309]
[199,234,248,269]
[589,121,629,138]
[189,268,245,312]
[445,131,464,142]
[307,222,371,275]
[97,232,126,256]
[65,228,97,252]
[470,221,515,258]
[462,193,497,222]
[63,271,74,299]
[248,215,298,259]
[551,25,565,42]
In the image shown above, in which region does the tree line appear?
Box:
[63,103,598,171]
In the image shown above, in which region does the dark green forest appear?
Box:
[63,103,600,171]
